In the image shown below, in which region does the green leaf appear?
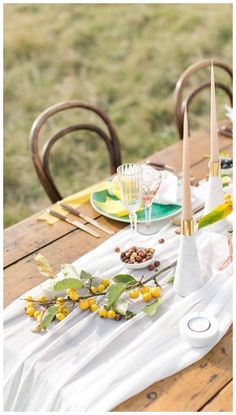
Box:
[124,310,136,320]
[35,254,54,279]
[105,283,127,308]
[114,298,128,315]
[61,263,80,279]
[166,275,175,284]
[198,201,232,230]
[32,305,59,333]
[54,278,84,291]
[79,270,93,283]
[112,274,137,288]
[143,298,161,317]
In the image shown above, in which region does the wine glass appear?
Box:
[137,165,162,235]
[117,163,143,241]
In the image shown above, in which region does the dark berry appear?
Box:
[154,260,160,267]
[148,264,155,271]
[115,246,120,253]
[158,238,165,244]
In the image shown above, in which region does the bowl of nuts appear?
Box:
[120,246,155,269]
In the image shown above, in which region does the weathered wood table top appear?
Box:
[4,131,233,412]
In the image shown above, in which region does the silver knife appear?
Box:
[59,202,115,235]
[48,209,101,238]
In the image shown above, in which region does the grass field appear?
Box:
[4,3,232,227]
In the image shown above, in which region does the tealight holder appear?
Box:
[174,218,204,297]
[204,161,227,232]
[179,311,219,348]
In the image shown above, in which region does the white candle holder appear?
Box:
[174,219,204,297]
[204,161,227,232]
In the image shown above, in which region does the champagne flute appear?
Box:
[137,165,162,235]
[117,163,142,241]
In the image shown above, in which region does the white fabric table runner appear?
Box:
[4,184,233,411]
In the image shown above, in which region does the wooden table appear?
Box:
[4,131,233,412]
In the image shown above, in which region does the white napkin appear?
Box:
[4,211,232,411]
[154,170,179,205]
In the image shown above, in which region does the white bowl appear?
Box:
[120,247,155,270]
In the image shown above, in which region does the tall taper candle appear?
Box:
[210,62,219,162]
[182,108,192,220]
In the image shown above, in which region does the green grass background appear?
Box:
[4,3,232,227]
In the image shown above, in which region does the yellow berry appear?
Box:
[25,302,34,309]
[88,298,96,306]
[79,300,90,310]
[142,292,152,302]
[38,296,47,303]
[140,286,150,294]
[101,279,110,288]
[62,308,70,316]
[91,286,97,294]
[90,304,99,312]
[26,307,35,317]
[56,312,65,321]
[69,291,79,301]
[224,193,231,200]
[97,284,105,293]
[66,288,74,296]
[57,297,64,302]
[151,287,161,298]
[25,295,33,302]
[34,310,41,319]
[98,308,107,318]
[129,290,140,299]
[107,310,116,319]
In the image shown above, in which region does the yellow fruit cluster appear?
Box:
[25,294,71,322]
[90,278,110,294]
[129,285,161,302]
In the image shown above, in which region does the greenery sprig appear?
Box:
[23,254,176,333]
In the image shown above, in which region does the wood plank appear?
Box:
[3,202,102,268]
[4,216,124,307]
[114,329,232,412]
[200,380,233,412]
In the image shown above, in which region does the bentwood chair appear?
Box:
[29,101,121,203]
[174,58,233,139]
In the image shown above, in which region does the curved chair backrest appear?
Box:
[174,58,233,139]
[29,101,121,202]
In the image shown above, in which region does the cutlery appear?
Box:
[145,160,175,172]
[48,209,101,238]
[59,202,115,235]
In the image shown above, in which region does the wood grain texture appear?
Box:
[3,132,233,411]
[200,380,233,412]
[114,329,232,412]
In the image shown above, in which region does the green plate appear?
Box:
[90,189,182,223]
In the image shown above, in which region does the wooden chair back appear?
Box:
[174,58,233,139]
[29,101,121,202]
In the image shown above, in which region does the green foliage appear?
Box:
[143,298,161,317]
[79,270,94,283]
[35,254,54,278]
[54,278,84,291]
[105,283,127,308]
[4,4,232,226]
[112,274,137,288]
[198,201,233,230]
[32,305,59,333]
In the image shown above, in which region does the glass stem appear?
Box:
[145,204,152,225]
[129,211,137,237]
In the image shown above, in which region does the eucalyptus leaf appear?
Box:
[54,278,84,291]
[166,275,175,284]
[105,283,127,308]
[112,274,137,288]
[114,298,128,315]
[35,254,54,279]
[143,298,161,317]
[32,305,59,333]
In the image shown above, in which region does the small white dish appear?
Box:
[179,311,219,348]
[120,247,155,270]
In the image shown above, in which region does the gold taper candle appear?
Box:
[182,108,192,220]
[210,62,219,162]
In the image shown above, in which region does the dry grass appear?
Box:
[4,3,232,227]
